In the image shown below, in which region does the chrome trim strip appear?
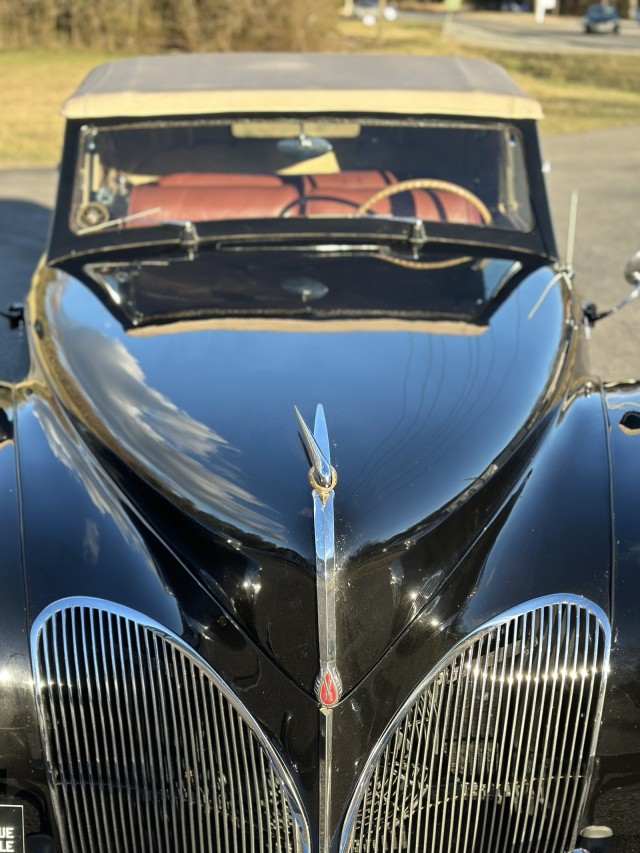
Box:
[311,404,339,853]
[295,404,341,706]
[313,484,341,707]
[320,708,334,853]
[295,404,341,853]
[340,593,611,852]
[31,596,311,853]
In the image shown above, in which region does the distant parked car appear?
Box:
[584,2,620,33]
[474,0,529,9]
[352,0,397,25]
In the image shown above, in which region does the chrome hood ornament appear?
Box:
[294,404,340,706]
[294,404,338,501]
[295,403,340,853]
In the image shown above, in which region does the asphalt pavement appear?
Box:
[543,125,640,381]
[0,169,57,380]
[442,9,640,53]
[0,124,639,383]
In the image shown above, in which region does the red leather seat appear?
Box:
[128,173,299,223]
[126,171,484,225]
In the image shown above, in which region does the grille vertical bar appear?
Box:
[32,599,309,853]
[342,596,610,853]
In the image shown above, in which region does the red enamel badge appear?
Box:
[319,671,338,707]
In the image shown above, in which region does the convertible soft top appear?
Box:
[62,53,544,121]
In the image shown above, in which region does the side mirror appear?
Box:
[624,250,640,285]
[584,250,640,325]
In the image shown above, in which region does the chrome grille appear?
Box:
[32,599,309,853]
[342,596,610,853]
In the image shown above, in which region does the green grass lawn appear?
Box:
[2,21,640,168]
[0,50,127,169]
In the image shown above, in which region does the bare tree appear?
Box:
[0,0,338,50]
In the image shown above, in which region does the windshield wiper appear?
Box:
[79,212,423,258]
[77,208,163,234]
[214,215,428,255]
[77,216,200,259]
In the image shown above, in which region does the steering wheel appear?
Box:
[355,178,492,224]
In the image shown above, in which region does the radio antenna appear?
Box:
[566,189,579,269]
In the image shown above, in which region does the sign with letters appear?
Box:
[0,806,24,853]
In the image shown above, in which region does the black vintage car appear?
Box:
[1,53,639,853]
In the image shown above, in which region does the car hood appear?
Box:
[29,260,581,696]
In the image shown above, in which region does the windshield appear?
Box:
[71,118,534,236]
[83,250,528,328]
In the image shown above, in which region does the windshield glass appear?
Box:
[83,250,526,328]
[71,118,533,236]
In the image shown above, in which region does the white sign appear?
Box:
[0,807,23,853]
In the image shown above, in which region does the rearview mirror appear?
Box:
[277,134,333,162]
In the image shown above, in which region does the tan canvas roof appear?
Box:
[63,54,543,121]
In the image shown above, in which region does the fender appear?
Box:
[0,385,51,840]
[586,380,640,843]
[329,379,615,833]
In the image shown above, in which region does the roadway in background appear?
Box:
[441,10,640,53]
[398,8,640,53]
